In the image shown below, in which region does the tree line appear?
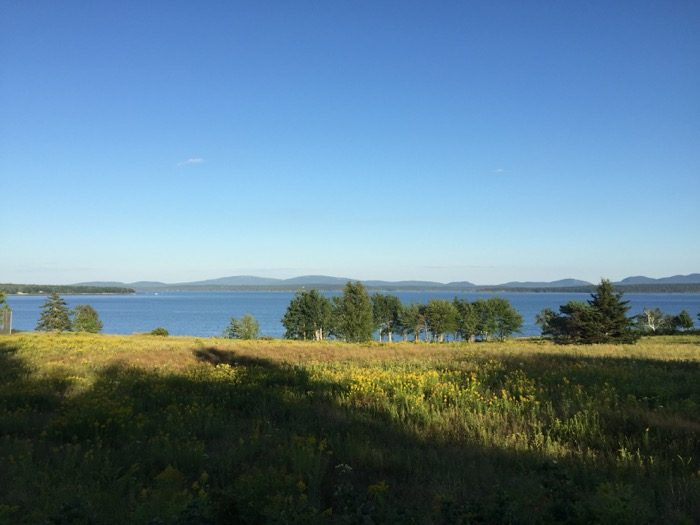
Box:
[33,292,104,333]
[0,284,135,295]
[536,279,697,344]
[11,282,699,344]
[282,281,524,343]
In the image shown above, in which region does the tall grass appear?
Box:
[1,333,699,523]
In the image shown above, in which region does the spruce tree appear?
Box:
[36,292,72,332]
[587,279,637,342]
[539,280,639,344]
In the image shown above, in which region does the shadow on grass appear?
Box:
[0,341,699,524]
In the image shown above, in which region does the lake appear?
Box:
[6,291,700,338]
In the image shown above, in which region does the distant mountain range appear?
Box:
[618,274,700,285]
[74,273,700,292]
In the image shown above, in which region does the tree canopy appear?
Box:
[282,289,332,340]
[332,281,374,342]
[72,304,103,333]
[371,293,402,342]
[279,284,524,343]
[424,299,457,342]
[223,314,260,340]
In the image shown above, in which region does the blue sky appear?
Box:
[2,1,698,284]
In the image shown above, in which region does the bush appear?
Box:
[150,327,169,336]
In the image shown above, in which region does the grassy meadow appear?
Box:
[1,333,699,523]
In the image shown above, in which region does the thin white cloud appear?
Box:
[492,168,505,174]
[178,157,205,166]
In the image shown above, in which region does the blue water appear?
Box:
[6,291,700,338]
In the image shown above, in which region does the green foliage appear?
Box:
[540,280,639,344]
[71,305,103,333]
[332,281,374,342]
[282,289,332,340]
[371,293,402,342]
[398,303,425,342]
[542,300,601,343]
[453,298,478,341]
[150,327,169,336]
[487,297,523,340]
[588,279,636,341]
[424,299,457,342]
[35,293,72,332]
[223,314,260,340]
[675,309,694,331]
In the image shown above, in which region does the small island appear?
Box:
[0,283,136,295]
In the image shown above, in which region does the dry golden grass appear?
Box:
[5,331,698,374]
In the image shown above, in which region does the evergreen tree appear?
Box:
[72,304,103,333]
[332,281,373,342]
[541,301,600,344]
[36,292,72,332]
[588,279,635,341]
[539,280,639,344]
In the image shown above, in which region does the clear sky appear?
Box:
[1,1,698,285]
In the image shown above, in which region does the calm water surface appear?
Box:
[7,291,700,338]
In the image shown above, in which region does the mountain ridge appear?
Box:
[73,273,700,291]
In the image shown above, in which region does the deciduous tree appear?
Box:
[72,304,103,333]
[636,308,666,333]
[223,314,260,340]
[425,299,457,342]
[487,297,523,340]
[399,303,425,342]
[371,293,402,342]
[332,281,373,342]
[453,298,478,342]
[282,289,332,340]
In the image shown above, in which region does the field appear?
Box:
[1,333,699,523]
